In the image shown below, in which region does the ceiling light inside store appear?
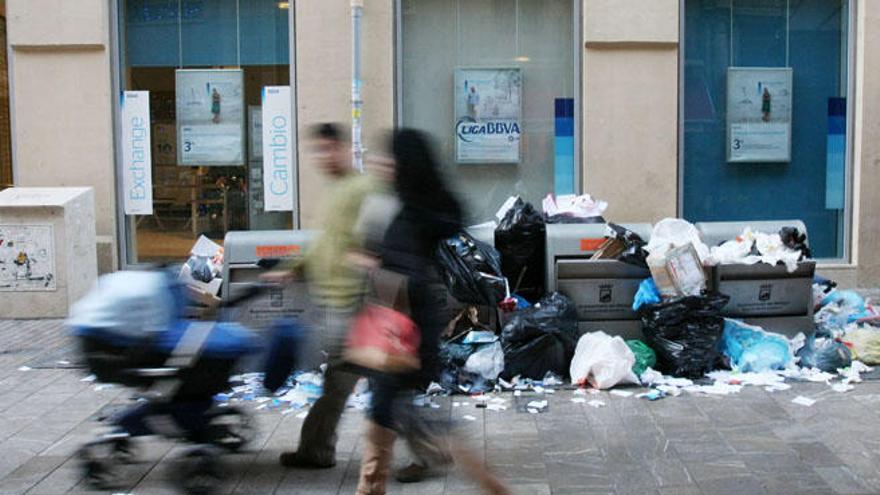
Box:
[514,56,530,63]
[278,2,290,9]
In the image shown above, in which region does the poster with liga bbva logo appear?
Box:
[454,68,522,163]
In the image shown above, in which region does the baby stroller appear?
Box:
[68,269,270,494]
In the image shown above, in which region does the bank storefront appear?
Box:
[110,0,855,269]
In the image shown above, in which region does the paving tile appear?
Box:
[814,466,875,495]
[696,475,768,495]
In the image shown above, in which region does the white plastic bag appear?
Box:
[569,332,638,389]
[464,342,505,381]
[646,218,710,263]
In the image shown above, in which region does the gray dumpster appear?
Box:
[222,230,316,330]
[696,220,815,336]
[545,223,653,339]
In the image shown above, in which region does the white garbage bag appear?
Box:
[646,218,710,263]
[569,332,639,389]
[464,342,505,381]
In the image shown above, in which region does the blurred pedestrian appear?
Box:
[268,123,380,469]
[355,129,509,495]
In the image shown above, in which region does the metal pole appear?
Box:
[351,0,364,172]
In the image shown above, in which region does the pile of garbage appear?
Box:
[206,198,880,415]
[429,204,880,403]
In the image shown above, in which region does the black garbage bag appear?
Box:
[607,223,649,269]
[638,293,729,378]
[780,227,812,260]
[187,256,216,283]
[796,334,851,372]
[500,292,579,380]
[495,198,546,301]
[436,232,507,306]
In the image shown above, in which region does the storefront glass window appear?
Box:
[119,0,291,263]
[400,0,576,223]
[683,0,850,259]
[0,0,12,190]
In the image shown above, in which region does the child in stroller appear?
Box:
[68,269,280,494]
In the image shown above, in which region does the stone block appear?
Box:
[0,187,96,318]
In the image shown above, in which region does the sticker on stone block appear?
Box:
[0,224,56,291]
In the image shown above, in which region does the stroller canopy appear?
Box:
[69,270,181,345]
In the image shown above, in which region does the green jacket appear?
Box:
[299,172,379,309]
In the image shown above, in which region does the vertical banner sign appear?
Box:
[262,86,294,212]
[121,91,154,215]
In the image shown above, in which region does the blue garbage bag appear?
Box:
[820,290,871,323]
[796,334,852,372]
[632,278,662,312]
[720,319,792,372]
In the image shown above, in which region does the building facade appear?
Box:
[2,0,879,288]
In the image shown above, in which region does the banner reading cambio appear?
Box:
[121,91,153,215]
[261,86,294,212]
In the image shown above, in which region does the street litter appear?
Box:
[17,366,31,371]
[609,390,633,398]
[832,383,854,393]
[81,374,97,382]
[587,400,606,408]
[792,396,817,407]
[462,415,477,421]
[637,390,666,401]
[571,397,587,404]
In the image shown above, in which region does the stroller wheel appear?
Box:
[77,438,127,489]
[177,446,224,495]
[207,406,255,452]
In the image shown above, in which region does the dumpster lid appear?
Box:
[223,230,316,264]
[546,223,653,257]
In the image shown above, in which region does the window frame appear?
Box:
[676,0,857,264]
[393,0,584,196]
[110,0,299,268]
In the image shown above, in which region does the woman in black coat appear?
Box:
[355,129,508,495]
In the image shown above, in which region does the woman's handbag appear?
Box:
[344,269,421,373]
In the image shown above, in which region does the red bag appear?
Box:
[344,269,421,373]
[345,304,420,372]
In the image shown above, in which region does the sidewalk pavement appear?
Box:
[2,319,880,495]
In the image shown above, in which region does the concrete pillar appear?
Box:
[5,0,116,273]
[853,0,880,286]
[582,0,680,223]
[294,0,394,229]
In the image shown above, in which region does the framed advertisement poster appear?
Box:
[175,69,245,166]
[726,67,793,163]
[454,68,522,163]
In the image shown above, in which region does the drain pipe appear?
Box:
[351,0,364,172]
